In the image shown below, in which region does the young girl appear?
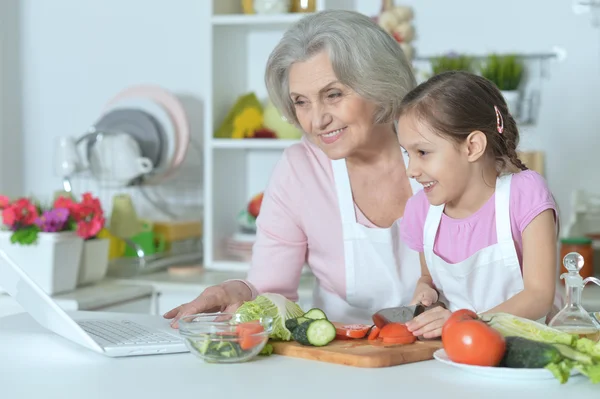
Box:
[397,71,559,339]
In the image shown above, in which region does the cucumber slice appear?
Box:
[293,319,336,347]
[303,308,328,320]
[286,316,309,332]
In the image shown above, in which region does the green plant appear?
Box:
[481,54,525,91]
[430,52,475,75]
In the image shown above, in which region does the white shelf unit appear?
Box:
[203,0,328,271]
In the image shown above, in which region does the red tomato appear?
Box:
[442,309,478,339]
[335,324,372,339]
[379,323,412,338]
[442,319,505,367]
[381,335,417,345]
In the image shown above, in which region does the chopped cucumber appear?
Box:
[303,308,328,320]
[292,319,336,347]
[285,316,309,332]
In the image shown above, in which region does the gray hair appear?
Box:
[265,9,416,126]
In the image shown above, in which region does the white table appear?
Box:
[0,311,597,399]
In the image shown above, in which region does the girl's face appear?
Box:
[397,114,472,207]
[288,51,380,160]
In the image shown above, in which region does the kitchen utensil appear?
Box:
[88,108,165,169]
[271,337,442,368]
[105,85,190,185]
[548,252,600,342]
[372,301,447,328]
[103,98,175,177]
[178,313,273,364]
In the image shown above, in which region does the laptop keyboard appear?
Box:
[77,319,181,346]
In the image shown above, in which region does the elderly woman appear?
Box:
[165,9,422,325]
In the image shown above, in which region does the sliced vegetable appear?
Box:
[379,323,412,339]
[381,335,417,345]
[285,316,309,332]
[235,293,305,341]
[235,321,265,351]
[303,308,328,320]
[293,319,337,347]
[368,326,380,341]
[335,323,372,339]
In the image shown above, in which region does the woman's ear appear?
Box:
[464,130,487,162]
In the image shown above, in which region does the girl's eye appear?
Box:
[418,150,427,156]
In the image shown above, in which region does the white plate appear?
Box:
[433,349,579,380]
[103,97,176,176]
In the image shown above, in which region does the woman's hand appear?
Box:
[163,281,252,328]
[405,306,452,338]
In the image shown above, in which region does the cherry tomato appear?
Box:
[442,319,505,367]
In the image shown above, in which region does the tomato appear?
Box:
[368,326,380,341]
[236,321,265,351]
[442,319,505,367]
[442,309,478,339]
[335,324,372,339]
[381,335,417,345]
[379,323,412,338]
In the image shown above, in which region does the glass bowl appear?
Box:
[178,313,273,363]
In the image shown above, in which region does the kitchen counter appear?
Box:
[0,311,597,399]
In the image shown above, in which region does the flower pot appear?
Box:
[78,238,110,287]
[500,90,521,119]
[0,231,83,295]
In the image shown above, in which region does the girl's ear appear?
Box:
[464,130,487,163]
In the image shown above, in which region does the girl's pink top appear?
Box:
[400,170,558,267]
[238,137,377,301]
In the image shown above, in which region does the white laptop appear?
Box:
[0,248,189,357]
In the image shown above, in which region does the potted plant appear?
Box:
[0,192,106,293]
[430,52,475,76]
[52,193,108,287]
[480,54,525,118]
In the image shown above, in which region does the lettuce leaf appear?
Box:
[235,293,305,341]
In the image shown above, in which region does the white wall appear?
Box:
[15,0,600,222]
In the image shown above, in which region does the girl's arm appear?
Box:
[483,209,557,319]
[406,253,452,338]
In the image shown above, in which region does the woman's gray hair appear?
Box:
[265,9,416,126]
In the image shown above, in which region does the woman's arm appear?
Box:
[483,209,557,319]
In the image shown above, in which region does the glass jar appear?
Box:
[291,0,316,13]
[560,237,594,280]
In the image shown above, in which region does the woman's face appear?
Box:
[288,51,378,160]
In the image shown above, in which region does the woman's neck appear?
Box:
[345,124,401,170]
[445,165,499,219]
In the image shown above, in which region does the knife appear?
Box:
[372,301,447,328]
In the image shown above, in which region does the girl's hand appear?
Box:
[405,306,452,338]
[410,284,439,307]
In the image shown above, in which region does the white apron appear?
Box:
[311,153,422,324]
[423,174,528,315]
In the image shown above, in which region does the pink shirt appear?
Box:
[399,170,557,266]
[244,137,378,301]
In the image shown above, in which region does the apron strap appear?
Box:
[494,174,514,243]
[423,204,444,248]
[331,159,356,224]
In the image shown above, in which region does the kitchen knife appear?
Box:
[372,301,447,328]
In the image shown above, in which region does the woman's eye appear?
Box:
[293,100,306,106]
[327,92,341,99]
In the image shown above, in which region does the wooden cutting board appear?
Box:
[271,338,443,368]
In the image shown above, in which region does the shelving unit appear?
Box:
[203,0,327,271]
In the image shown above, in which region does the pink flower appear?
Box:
[0,196,9,209]
[2,198,38,229]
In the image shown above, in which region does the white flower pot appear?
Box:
[0,231,83,295]
[78,238,110,287]
[501,90,521,119]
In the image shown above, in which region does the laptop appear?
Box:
[0,248,189,357]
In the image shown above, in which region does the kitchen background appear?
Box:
[1,0,600,292]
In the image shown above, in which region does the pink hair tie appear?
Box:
[494,106,504,134]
